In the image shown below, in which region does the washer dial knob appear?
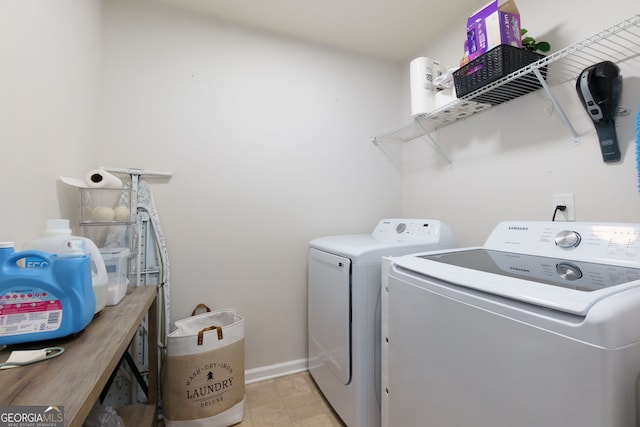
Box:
[556,262,583,281]
[396,223,406,234]
[554,230,581,248]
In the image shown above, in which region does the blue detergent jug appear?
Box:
[0,241,95,345]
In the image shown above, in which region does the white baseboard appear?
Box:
[245,358,309,384]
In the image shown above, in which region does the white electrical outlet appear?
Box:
[552,193,575,221]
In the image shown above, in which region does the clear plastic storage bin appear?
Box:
[81,188,136,224]
[80,188,137,294]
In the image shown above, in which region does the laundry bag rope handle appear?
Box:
[197,326,223,345]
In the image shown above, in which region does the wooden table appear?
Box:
[0,286,158,427]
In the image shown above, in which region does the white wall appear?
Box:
[101,0,402,370]
[4,0,639,376]
[0,1,102,244]
[399,0,640,246]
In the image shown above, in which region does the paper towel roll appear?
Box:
[410,57,439,117]
[85,169,123,189]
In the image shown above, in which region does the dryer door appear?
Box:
[308,248,351,384]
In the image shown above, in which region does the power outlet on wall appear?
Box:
[552,193,575,221]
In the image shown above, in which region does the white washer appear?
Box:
[383,221,640,427]
[308,218,456,427]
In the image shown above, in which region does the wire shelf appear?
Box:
[373,14,640,148]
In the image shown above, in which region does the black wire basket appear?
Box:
[453,44,546,105]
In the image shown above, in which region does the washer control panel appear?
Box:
[485,221,640,265]
[554,230,582,248]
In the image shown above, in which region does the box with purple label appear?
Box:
[467,0,521,61]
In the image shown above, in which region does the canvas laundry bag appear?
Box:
[162,304,245,427]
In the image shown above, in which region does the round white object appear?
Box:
[91,206,115,221]
[114,205,130,222]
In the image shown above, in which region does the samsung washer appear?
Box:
[382,220,640,427]
[308,218,456,427]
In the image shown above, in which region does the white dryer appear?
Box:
[308,218,456,427]
[383,221,640,427]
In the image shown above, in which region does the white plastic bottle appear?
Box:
[24,219,108,314]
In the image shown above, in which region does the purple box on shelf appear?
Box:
[467,0,521,61]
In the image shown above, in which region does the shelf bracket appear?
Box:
[415,120,452,165]
[533,68,580,145]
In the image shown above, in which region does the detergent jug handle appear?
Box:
[81,238,108,288]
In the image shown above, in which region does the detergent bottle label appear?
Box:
[0,287,62,337]
[23,256,50,268]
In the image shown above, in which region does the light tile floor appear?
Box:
[159,371,345,427]
[239,371,345,427]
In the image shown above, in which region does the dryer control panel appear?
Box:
[373,219,454,244]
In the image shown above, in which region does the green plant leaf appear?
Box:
[535,41,551,52]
